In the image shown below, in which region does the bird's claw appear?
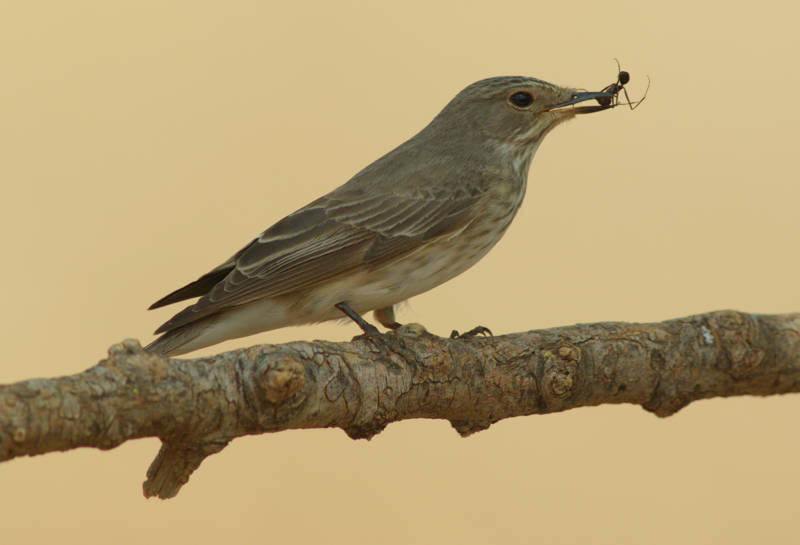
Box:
[450,326,493,340]
[336,301,415,369]
[357,330,416,370]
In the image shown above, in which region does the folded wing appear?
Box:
[153,188,484,334]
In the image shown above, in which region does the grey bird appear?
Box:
[146,76,613,356]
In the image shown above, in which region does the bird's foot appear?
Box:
[360,329,418,370]
[450,326,493,340]
[336,302,415,369]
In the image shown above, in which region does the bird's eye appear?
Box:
[508,91,534,108]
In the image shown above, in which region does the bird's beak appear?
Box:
[547,91,614,114]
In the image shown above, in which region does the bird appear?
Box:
[146,76,613,356]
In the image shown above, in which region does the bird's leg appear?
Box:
[335,302,415,367]
[374,306,402,329]
[335,301,381,336]
[450,326,493,340]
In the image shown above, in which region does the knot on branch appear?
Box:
[261,357,305,404]
[706,311,765,378]
[12,427,26,443]
[343,421,388,440]
[105,337,171,380]
[543,344,581,398]
[107,338,146,357]
[449,419,492,437]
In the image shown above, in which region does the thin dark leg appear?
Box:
[336,301,415,368]
[335,302,381,336]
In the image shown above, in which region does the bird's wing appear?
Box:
[154,189,483,333]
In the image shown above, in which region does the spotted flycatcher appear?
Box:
[147,76,613,355]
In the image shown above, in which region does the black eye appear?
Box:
[508,91,534,108]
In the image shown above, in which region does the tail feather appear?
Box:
[146,296,291,357]
[148,266,233,310]
[145,319,213,357]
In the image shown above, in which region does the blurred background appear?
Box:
[2,1,799,543]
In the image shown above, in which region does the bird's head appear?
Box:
[427,76,610,164]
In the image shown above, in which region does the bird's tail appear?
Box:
[145,318,216,357]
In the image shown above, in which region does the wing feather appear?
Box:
[154,189,483,333]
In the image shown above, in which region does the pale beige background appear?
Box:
[2,1,799,544]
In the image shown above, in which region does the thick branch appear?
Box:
[2,311,799,498]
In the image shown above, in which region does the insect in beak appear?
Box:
[548,91,616,113]
[549,60,650,114]
[595,59,650,110]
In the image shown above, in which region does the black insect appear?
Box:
[597,59,649,110]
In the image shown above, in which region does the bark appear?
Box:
[1,310,799,499]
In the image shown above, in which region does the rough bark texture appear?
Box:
[2,310,799,499]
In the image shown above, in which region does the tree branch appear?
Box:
[2,310,799,498]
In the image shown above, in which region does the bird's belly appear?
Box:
[292,213,515,323]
